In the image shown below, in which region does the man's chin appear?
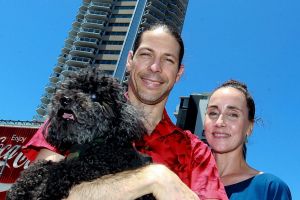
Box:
[129,78,170,105]
[137,92,169,105]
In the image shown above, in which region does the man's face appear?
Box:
[126,28,184,105]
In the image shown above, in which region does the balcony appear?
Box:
[65,35,76,45]
[74,36,99,48]
[69,46,96,58]
[49,72,61,83]
[69,27,80,37]
[53,63,63,73]
[65,55,92,68]
[143,9,157,21]
[167,10,182,24]
[57,54,67,63]
[40,94,51,104]
[82,18,105,29]
[169,3,183,18]
[86,10,109,20]
[146,2,165,17]
[36,104,47,116]
[61,65,80,76]
[45,83,56,94]
[62,43,72,54]
[165,15,181,29]
[151,0,167,9]
[72,18,83,28]
[88,2,111,12]
[140,17,156,28]
[77,10,86,19]
[78,27,102,38]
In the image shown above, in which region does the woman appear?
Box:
[204,79,292,199]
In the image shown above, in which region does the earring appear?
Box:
[245,135,249,143]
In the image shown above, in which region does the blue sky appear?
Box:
[0,0,299,198]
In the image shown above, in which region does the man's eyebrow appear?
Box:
[165,53,177,59]
[138,47,153,52]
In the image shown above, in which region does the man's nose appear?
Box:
[149,59,162,72]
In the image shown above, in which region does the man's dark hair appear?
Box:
[132,22,184,67]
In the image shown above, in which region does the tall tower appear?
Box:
[35,0,189,120]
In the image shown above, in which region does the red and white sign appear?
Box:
[0,126,38,199]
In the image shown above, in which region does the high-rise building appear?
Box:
[174,93,210,140]
[35,0,189,120]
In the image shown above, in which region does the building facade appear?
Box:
[174,93,210,140]
[35,0,189,120]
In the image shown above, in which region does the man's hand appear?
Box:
[146,164,200,200]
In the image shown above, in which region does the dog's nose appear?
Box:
[60,96,72,107]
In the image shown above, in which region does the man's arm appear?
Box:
[188,132,228,200]
[34,148,64,163]
[66,164,199,200]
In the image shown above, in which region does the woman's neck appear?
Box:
[214,151,259,186]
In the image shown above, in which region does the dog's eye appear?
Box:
[91,93,97,102]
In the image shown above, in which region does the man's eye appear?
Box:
[166,58,175,64]
[140,52,151,57]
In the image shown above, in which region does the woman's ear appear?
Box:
[246,121,254,136]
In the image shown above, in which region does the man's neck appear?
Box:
[128,91,166,134]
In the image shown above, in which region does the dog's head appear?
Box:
[45,68,146,152]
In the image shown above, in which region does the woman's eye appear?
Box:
[226,112,239,120]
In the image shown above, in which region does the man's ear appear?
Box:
[126,51,134,72]
[175,64,184,82]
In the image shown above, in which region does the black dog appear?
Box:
[7,68,154,200]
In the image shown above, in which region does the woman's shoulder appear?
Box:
[225,173,292,200]
[253,173,292,198]
[254,173,289,186]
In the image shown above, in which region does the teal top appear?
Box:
[225,173,292,200]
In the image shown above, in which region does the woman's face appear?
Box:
[204,87,253,155]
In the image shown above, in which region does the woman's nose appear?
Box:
[215,114,226,127]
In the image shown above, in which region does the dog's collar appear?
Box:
[65,138,103,160]
[65,144,89,161]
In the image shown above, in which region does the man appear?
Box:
[25,23,228,200]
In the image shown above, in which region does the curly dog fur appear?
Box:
[7,68,154,200]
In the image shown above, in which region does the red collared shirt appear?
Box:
[135,109,228,200]
[24,110,228,199]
